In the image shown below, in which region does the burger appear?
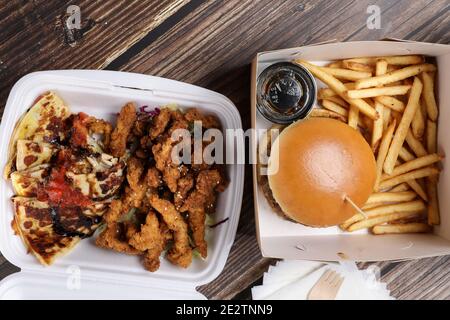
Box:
[257,117,377,227]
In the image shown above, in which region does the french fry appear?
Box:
[422,72,438,121]
[327,61,343,68]
[412,100,425,138]
[383,107,392,131]
[366,191,417,204]
[342,57,376,65]
[355,64,436,89]
[390,183,410,192]
[421,97,427,118]
[381,154,442,180]
[375,59,388,76]
[406,128,427,157]
[342,60,374,73]
[375,96,405,112]
[386,66,401,74]
[318,83,355,99]
[426,119,437,153]
[399,147,415,162]
[341,200,426,230]
[348,106,359,129]
[379,167,440,190]
[372,101,384,151]
[343,55,424,66]
[382,55,425,65]
[372,223,431,234]
[347,85,411,99]
[323,96,349,108]
[309,108,347,122]
[383,77,423,174]
[348,212,423,232]
[322,99,349,117]
[362,203,385,210]
[374,120,396,191]
[320,67,372,81]
[407,179,428,201]
[427,177,440,225]
[297,60,379,119]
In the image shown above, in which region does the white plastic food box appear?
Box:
[252,40,450,262]
[0,70,244,299]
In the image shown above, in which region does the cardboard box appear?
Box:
[251,40,450,262]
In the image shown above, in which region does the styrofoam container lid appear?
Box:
[0,70,244,299]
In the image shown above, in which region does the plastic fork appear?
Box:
[307,269,344,300]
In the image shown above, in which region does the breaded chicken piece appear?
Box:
[121,157,148,210]
[214,165,229,192]
[110,103,137,157]
[96,200,140,255]
[149,108,171,140]
[152,138,180,193]
[181,170,221,258]
[146,167,162,188]
[126,157,144,191]
[182,191,207,257]
[87,116,112,147]
[184,108,220,129]
[148,194,192,268]
[123,185,147,212]
[167,110,189,136]
[129,212,165,272]
[174,174,194,210]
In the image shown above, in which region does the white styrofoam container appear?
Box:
[252,40,450,262]
[0,70,244,299]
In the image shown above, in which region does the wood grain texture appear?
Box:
[0,0,450,300]
[0,0,193,116]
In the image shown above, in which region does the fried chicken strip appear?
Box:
[129,212,165,272]
[152,138,180,193]
[122,157,147,210]
[174,174,194,210]
[184,108,220,129]
[149,108,171,140]
[181,170,221,258]
[96,200,140,255]
[148,194,192,268]
[110,103,137,157]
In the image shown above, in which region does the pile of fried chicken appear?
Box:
[95,103,228,271]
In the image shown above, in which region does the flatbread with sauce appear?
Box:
[10,164,50,197]
[5,92,125,266]
[12,197,81,265]
[4,92,70,179]
[12,197,109,265]
[15,140,56,172]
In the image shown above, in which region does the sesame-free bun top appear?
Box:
[267,118,376,227]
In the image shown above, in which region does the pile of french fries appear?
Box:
[295,55,442,235]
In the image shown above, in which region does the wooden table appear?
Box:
[1,0,449,300]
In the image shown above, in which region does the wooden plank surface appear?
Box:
[0,0,449,300]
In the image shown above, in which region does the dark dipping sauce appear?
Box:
[257,62,317,124]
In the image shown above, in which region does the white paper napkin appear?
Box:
[252,260,393,300]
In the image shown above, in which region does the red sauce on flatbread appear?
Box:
[37,167,92,208]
